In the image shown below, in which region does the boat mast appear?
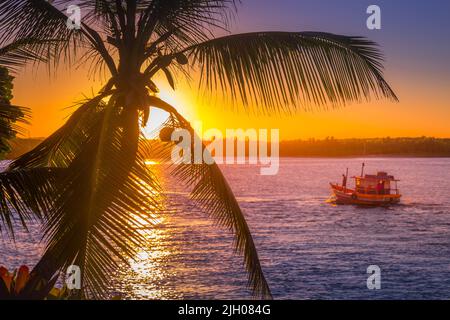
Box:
[345,168,349,190]
[360,162,365,177]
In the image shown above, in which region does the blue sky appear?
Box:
[233,0,450,73]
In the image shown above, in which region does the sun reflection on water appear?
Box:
[112,163,184,300]
[114,210,185,299]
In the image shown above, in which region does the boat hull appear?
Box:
[330,183,401,206]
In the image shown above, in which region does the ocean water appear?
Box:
[1,158,450,299]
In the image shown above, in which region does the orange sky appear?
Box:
[7,0,450,140]
[11,61,450,140]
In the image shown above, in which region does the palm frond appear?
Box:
[145,97,272,299]
[137,0,239,52]
[0,0,119,76]
[0,39,49,70]
[0,102,30,127]
[0,0,90,67]
[8,93,110,170]
[177,162,272,298]
[0,66,31,154]
[31,95,163,299]
[184,31,398,113]
[0,168,62,239]
[78,1,120,32]
[0,104,31,153]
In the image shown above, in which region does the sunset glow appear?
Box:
[2,0,450,304]
[10,0,450,140]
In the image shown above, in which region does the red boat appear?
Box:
[330,164,401,206]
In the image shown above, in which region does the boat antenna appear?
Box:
[361,162,365,177]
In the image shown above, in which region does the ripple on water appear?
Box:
[1,158,450,299]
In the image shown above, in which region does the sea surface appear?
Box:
[2,158,450,299]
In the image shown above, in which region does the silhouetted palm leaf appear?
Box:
[0,39,43,155]
[0,168,62,238]
[0,39,48,70]
[0,1,77,64]
[183,32,398,112]
[0,0,116,74]
[137,0,238,49]
[0,103,30,137]
[8,93,111,169]
[144,98,272,297]
[29,95,163,299]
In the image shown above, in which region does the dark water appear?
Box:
[2,158,450,299]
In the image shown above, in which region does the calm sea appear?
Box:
[2,158,450,299]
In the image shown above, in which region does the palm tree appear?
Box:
[0,0,397,299]
[0,39,45,157]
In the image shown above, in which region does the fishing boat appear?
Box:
[329,163,401,206]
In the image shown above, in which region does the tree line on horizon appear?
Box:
[280,136,450,157]
[6,136,450,160]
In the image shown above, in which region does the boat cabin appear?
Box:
[353,172,399,195]
[330,165,402,205]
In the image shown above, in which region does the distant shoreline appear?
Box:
[4,137,450,160]
[278,155,450,159]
